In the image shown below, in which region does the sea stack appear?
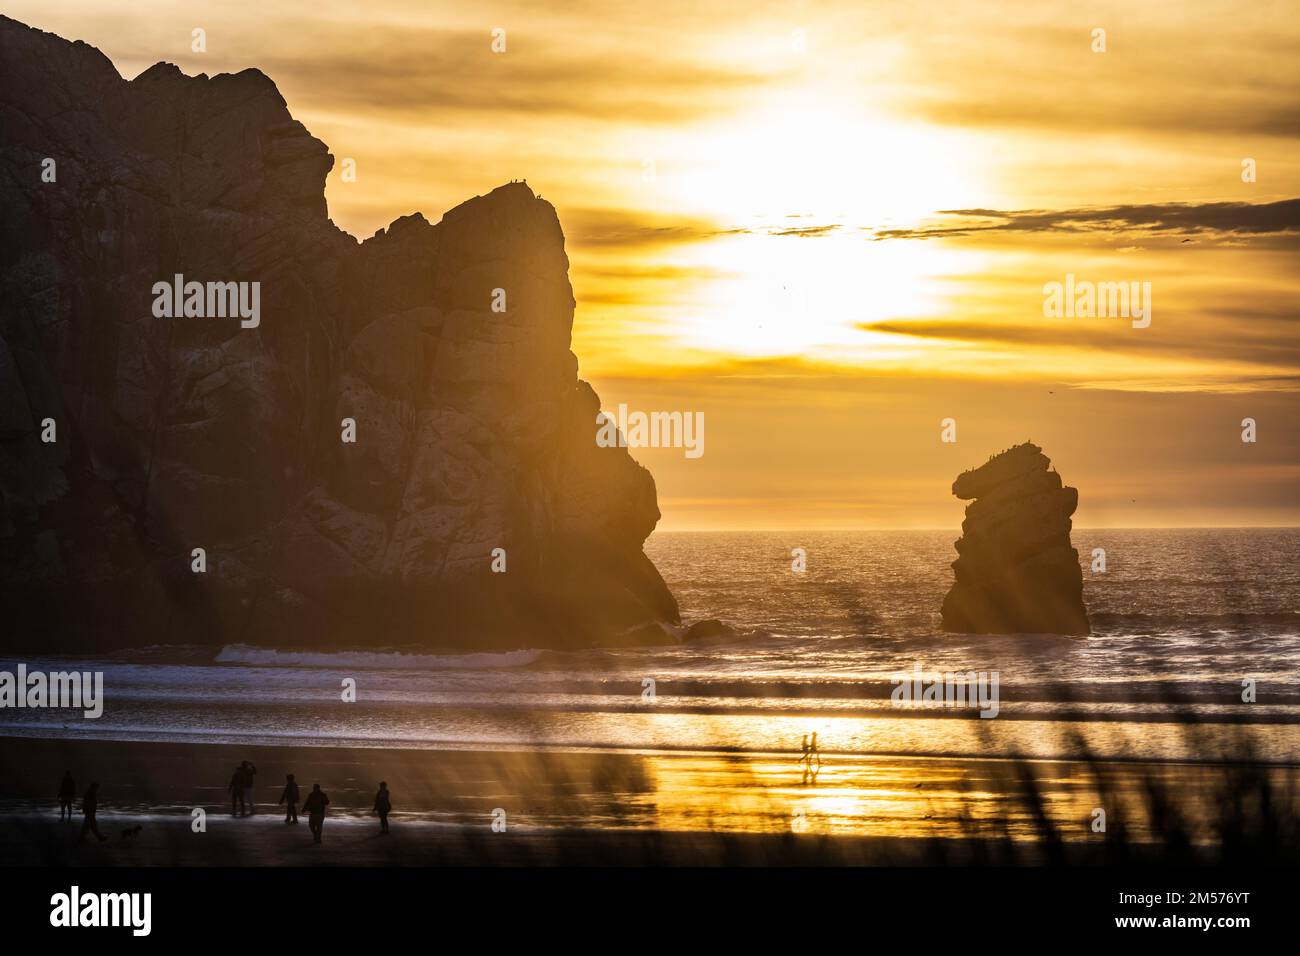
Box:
[940,442,1089,635]
[0,16,680,652]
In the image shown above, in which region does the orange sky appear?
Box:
[10,0,1299,528]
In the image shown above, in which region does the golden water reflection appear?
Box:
[628,751,1299,846]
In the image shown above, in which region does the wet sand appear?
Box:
[1,735,1291,865]
[2,812,1069,866]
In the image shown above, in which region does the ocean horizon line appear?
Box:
[651,525,1300,533]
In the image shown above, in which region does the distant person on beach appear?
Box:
[303,783,329,844]
[799,733,822,784]
[229,764,246,816]
[279,773,300,824]
[373,781,391,835]
[79,782,107,843]
[241,760,257,814]
[58,771,76,821]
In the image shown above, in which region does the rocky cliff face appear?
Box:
[0,16,680,651]
[940,443,1089,635]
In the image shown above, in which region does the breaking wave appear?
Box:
[214,645,542,670]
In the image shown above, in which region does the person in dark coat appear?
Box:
[279,773,300,824]
[302,783,329,844]
[240,760,257,815]
[79,782,107,843]
[373,781,392,835]
[228,764,246,816]
[58,771,76,821]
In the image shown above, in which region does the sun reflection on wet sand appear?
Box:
[632,751,1300,846]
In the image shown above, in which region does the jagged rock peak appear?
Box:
[952,442,1051,500]
[0,15,680,652]
[941,442,1090,636]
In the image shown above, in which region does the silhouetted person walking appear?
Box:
[79,782,107,843]
[303,783,329,844]
[809,732,822,782]
[229,764,246,816]
[241,760,257,815]
[280,773,300,824]
[58,771,76,821]
[373,781,391,835]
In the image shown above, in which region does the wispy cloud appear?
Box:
[872,199,1300,241]
[562,207,741,249]
[250,30,778,124]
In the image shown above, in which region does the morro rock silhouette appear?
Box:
[0,16,679,651]
[940,442,1089,635]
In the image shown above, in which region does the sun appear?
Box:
[619,90,994,360]
[657,91,990,229]
[667,230,976,360]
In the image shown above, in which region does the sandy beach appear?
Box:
[3,734,1294,866]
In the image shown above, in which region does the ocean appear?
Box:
[3,529,1298,765]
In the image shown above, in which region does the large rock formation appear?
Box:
[940,442,1089,635]
[0,16,680,651]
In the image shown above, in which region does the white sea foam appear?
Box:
[213,645,542,670]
